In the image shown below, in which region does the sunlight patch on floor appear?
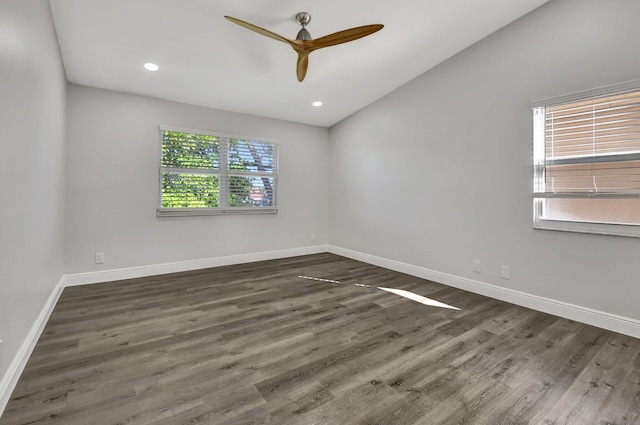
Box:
[378,287,460,310]
[298,276,341,284]
[296,276,458,310]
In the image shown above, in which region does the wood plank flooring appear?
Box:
[1,253,639,424]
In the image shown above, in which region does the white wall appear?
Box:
[64,85,329,274]
[329,0,640,320]
[0,0,66,401]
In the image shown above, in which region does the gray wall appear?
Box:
[64,85,329,274]
[0,0,66,388]
[329,0,640,320]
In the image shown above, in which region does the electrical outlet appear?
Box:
[95,252,105,264]
[473,260,481,273]
[501,266,511,279]
[310,233,316,242]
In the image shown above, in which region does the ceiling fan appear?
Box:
[224,12,383,82]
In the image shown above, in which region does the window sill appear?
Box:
[534,218,640,238]
[157,207,278,217]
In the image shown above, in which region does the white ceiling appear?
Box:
[49,0,550,127]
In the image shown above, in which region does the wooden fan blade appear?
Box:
[224,16,294,46]
[296,52,309,82]
[309,24,383,51]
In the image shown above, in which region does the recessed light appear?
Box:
[312,101,322,107]
[144,63,159,71]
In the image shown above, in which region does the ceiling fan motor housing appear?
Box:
[296,28,312,40]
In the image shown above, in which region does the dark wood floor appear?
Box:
[2,253,639,425]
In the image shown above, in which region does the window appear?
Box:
[532,82,640,237]
[158,126,277,216]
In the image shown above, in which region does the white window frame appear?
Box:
[532,79,640,238]
[157,125,278,217]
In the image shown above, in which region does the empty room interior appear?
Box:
[3,0,640,424]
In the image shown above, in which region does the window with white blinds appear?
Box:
[532,83,640,237]
[158,126,278,216]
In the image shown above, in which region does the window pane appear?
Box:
[162,131,220,169]
[541,198,640,225]
[228,139,275,172]
[162,173,219,208]
[228,176,275,207]
[545,160,640,194]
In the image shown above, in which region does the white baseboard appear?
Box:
[328,245,640,339]
[0,276,65,417]
[64,245,329,287]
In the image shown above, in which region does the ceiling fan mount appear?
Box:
[295,12,312,41]
[225,13,383,82]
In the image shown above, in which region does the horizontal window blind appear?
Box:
[534,90,640,199]
[158,127,278,216]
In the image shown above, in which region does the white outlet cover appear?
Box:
[501,266,511,279]
[473,260,481,273]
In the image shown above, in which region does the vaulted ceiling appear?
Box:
[49,0,550,127]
